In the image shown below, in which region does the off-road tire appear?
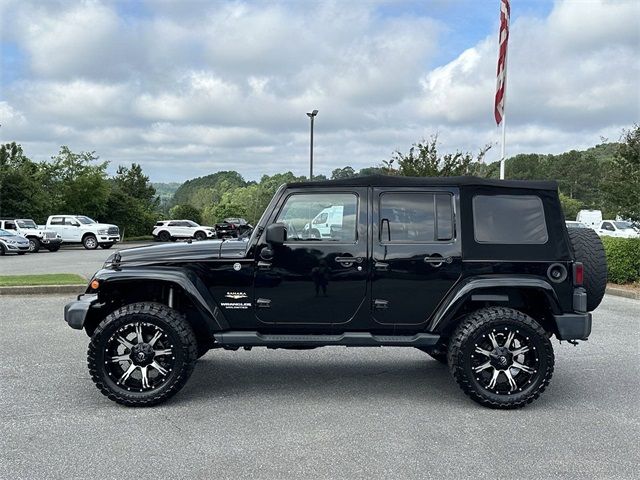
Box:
[83,234,98,250]
[87,302,198,407]
[448,307,554,409]
[47,245,61,252]
[567,228,607,311]
[158,231,171,242]
[99,243,114,249]
[194,231,207,241]
[28,237,41,253]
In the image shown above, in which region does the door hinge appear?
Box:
[374,299,389,310]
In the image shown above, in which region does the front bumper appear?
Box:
[5,243,30,251]
[554,312,592,340]
[42,238,62,246]
[98,236,120,243]
[64,293,99,330]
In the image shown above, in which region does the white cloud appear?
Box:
[0,0,638,181]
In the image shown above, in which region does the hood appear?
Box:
[0,233,29,244]
[83,222,117,230]
[112,239,248,266]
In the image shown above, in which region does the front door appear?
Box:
[371,187,462,331]
[254,188,368,329]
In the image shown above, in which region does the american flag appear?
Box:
[495,0,510,125]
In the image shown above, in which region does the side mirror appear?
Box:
[265,223,286,245]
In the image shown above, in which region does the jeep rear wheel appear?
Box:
[568,228,607,311]
[448,307,554,409]
[83,234,98,250]
[28,237,41,253]
[87,303,198,407]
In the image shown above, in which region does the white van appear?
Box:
[576,210,602,228]
[306,205,345,239]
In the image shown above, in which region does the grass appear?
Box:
[122,235,154,242]
[0,274,86,287]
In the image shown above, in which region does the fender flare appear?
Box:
[92,267,229,333]
[428,276,562,333]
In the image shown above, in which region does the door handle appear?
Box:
[374,299,389,310]
[256,298,271,308]
[257,261,272,270]
[335,256,363,265]
[423,255,453,266]
[374,262,389,271]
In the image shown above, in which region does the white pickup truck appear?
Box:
[45,215,120,249]
[596,220,640,239]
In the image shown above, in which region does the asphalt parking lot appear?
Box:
[1,294,638,480]
[0,242,154,278]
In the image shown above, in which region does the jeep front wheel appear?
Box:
[28,237,41,253]
[83,235,98,250]
[87,303,198,407]
[448,307,554,409]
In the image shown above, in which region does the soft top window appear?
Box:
[473,195,548,244]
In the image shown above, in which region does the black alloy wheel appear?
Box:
[87,303,197,407]
[28,237,41,253]
[448,307,554,409]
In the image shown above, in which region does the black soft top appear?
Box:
[288,175,558,191]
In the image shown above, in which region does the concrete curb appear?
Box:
[605,286,640,300]
[0,284,86,296]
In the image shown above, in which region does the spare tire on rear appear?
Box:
[567,228,607,311]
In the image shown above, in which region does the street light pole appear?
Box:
[306,110,318,180]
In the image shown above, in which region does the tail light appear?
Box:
[573,262,584,286]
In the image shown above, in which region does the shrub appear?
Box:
[601,236,640,284]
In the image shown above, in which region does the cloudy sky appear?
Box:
[1,0,638,182]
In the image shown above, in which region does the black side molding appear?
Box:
[214,331,440,348]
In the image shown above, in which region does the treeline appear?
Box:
[0,144,158,237]
[1,125,637,236]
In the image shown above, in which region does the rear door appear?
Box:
[371,188,462,330]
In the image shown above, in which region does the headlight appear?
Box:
[97,229,108,235]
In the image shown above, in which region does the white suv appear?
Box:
[152,220,215,242]
[46,215,120,249]
[596,220,640,238]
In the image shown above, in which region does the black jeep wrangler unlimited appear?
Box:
[64,176,606,408]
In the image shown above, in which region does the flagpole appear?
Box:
[499,50,508,180]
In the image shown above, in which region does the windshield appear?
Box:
[0,229,13,237]
[77,216,96,224]
[614,221,635,230]
[17,219,37,229]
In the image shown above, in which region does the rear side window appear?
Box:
[473,195,548,244]
[380,192,454,243]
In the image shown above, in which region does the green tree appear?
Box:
[559,193,582,220]
[43,146,110,219]
[331,166,357,179]
[388,135,491,177]
[0,142,49,220]
[169,204,202,224]
[603,125,640,221]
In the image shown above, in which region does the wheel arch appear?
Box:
[428,277,562,338]
[83,269,229,350]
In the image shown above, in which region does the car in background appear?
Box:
[152,220,215,242]
[0,228,30,255]
[214,218,252,238]
[0,218,62,253]
[576,209,602,228]
[45,215,120,250]
[596,220,640,238]
[565,221,589,229]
